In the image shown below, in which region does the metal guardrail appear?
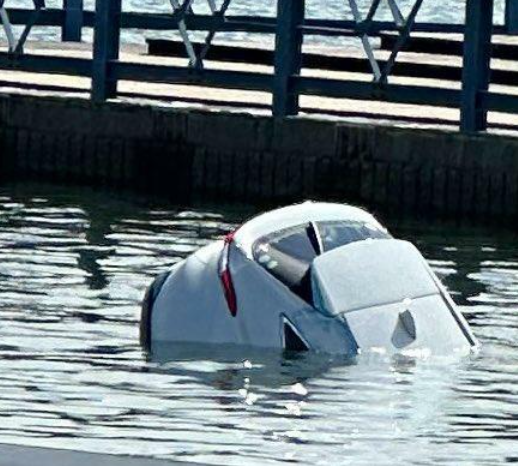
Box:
[0,0,517,133]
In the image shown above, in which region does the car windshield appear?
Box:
[253,220,390,303]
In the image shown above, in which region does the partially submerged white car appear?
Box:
[141,202,477,356]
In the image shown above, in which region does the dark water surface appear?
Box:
[0,184,517,466]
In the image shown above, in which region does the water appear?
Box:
[0,183,516,465]
[7,0,509,47]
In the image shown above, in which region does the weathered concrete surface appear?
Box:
[1,91,517,226]
[0,443,207,466]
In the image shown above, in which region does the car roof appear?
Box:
[233,201,386,258]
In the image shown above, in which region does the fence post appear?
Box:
[62,0,83,42]
[91,0,122,102]
[460,0,494,132]
[273,0,305,117]
[506,0,518,33]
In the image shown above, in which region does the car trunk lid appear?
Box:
[311,239,474,354]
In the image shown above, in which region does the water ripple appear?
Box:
[0,184,517,466]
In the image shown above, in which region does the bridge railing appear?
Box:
[0,0,517,133]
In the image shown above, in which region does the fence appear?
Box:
[0,0,517,133]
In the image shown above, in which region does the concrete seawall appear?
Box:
[1,92,517,225]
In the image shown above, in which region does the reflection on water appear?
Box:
[0,183,517,466]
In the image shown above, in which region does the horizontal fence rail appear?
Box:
[0,0,517,132]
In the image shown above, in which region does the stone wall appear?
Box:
[1,92,517,225]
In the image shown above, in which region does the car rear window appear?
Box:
[316,220,390,253]
[252,221,390,303]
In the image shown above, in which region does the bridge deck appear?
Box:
[2,39,518,135]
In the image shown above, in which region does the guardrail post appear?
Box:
[62,0,83,42]
[91,0,122,102]
[506,0,518,33]
[273,0,305,117]
[460,0,494,132]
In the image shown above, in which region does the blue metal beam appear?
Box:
[0,51,91,75]
[4,0,46,56]
[91,0,121,102]
[483,90,518,113]
[461,0,494,132]
[62,0,83,42]
[5,8,66,26]
[379,0,424,83]
[506,0,518,33]
[273,0,305,117]
[295,77,460,108]
[113,62,272,91]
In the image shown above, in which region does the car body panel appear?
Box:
[144,202,478,356]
